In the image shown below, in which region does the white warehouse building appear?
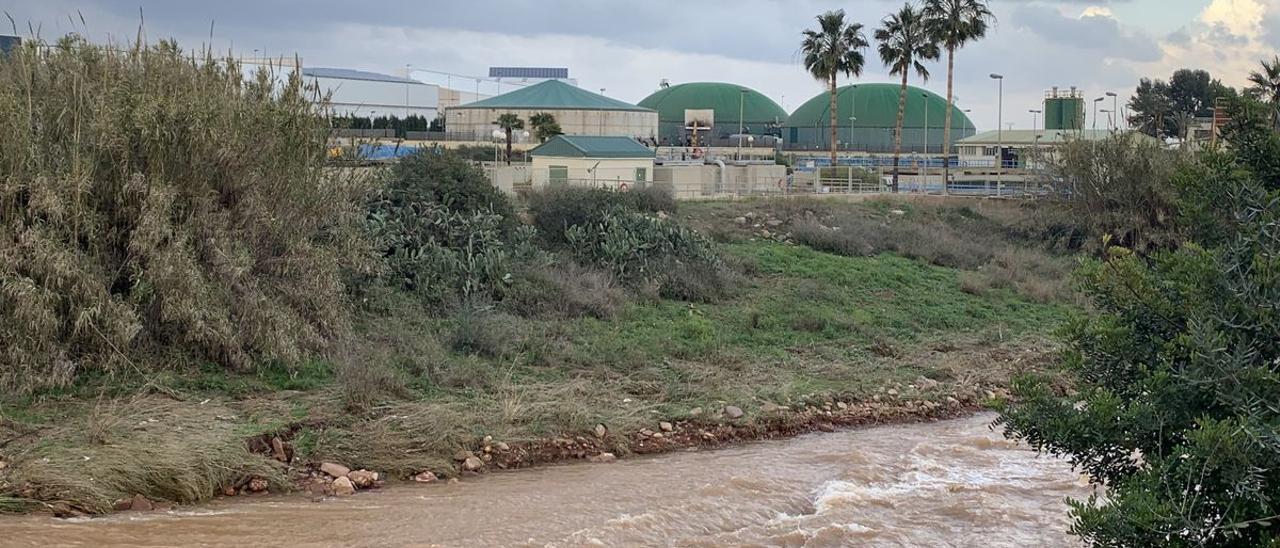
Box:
[302,67,439,119]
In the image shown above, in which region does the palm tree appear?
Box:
[1247,55,1280,127]
[877,3,939,193]
[495,113,524,165]
[801,10,869,167]
[528,112,562,143]
[923,0,994,193]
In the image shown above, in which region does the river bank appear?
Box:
[0,413,1092,547]
[0,198,1075,516]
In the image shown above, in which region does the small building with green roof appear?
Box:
[445,80,657,143]
[529,135,656,190]
[784,83,976,153]
[637,82,788,145]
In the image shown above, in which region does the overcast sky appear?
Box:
[4,0,1278,130]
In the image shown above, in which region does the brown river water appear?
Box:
[1,414,1094,547]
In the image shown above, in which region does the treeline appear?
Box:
[332,113,444,136]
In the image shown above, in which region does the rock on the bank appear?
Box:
[128,494,153,512]
[463,456,484,471]
[331,476,356,496]
[594,424,608,438]
[659,421,673,432]
[319,462,350,478]
[347,470,378,488]
[724,406,745,419]
[588,452,617,463]
[413,471,439,483]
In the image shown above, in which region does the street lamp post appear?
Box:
[990,73,1004,197]
[738,88,747,160]
[1093,97,1105,132]
[922,92,929,194]
[1101,109,1114,132]
[848,84,858,153]
[1106,92,1118,130]
[404,64,412,122]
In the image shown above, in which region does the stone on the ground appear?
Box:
[734,216,747,225]
[331,476,356,496]
[129,494,153,512]
[724,406,745,419]
[761,402,784,413]
[347,470,378,488]
[413,471,438,483]
[887,389,899,397]
[270,437,289,463]
[594,424,608,438]
[836,401,848,410]
[659,421,673,432]
[113,498,132,511]
[319,462,350,478]
[247,477,269,493]
[688,407,703,416]
[496,441,510,452]
[588,452,617,463]
[890,209,906,216]
[222,485,238,497]
[463,456,484,471]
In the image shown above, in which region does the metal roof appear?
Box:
[638,82,787,126]
[957,129,1150,145]
[785,83,975,130]
[530,135,656,158]
[452,80,653,112]
[302,67,424,85]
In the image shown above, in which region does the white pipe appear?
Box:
[715,159,727,194]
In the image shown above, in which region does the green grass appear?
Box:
[0,225,1074,514]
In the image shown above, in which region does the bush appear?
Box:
[446,305,524,359]
[386,150,515,227]
[563,210,721,281]
[502,262,625,319]
[0,37,369,392]
[1036,134,1183,254]
[526,186,675,245]
[999,147,1280,546]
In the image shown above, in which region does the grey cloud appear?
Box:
[1165,26,1192,47]
[1010,4,1162,62]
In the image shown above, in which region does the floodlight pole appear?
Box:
[991,74,1004,197]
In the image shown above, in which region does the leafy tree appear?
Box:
[923,0,993,192]
[1128,78,1173,138]
[999,119,1280,546]
[495,113,524,165]
[1248,55,1280,127]
[529,112,562,143]
[801,9,869,166]
[876,3,939,193]
[1128,70,1236,139]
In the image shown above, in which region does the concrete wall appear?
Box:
[530,156,655,190]
[446,108,659,142]
[654,164,789,199]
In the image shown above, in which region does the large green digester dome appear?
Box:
[637,82,788,144]
[784,83,976,152]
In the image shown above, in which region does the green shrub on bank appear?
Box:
[387,150,516,228]
[0,37,369,393]
[526,186,675,245]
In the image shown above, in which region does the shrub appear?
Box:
[563,210,721,281]
[526,186,674,245]
[446,305,524,359]
[385,150,515,229]
[1036,134,1183,254]
[502,262,625,319]
[999,147,1280,546]
[0,37,369,393]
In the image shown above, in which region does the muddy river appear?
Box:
[2,413,1094,547]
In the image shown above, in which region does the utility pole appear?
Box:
[990,73,1004,197]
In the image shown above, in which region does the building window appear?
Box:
[634,167,647,183]
[549,166,568,186]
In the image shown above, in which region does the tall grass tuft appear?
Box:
[0,36,370,393]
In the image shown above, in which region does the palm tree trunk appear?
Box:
[505,129,513,165]
[942,46,955,196]
[829,74,838,167]
[893,71,908,194]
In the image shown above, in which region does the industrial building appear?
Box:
[1043,88,1085,130]
[637,82,788,146]
[783,83,976,153]
[489,67,578,87]
[445,80,658,143]
[956,129,1156,170]
[529,135,655,190]
[302,67,439,119]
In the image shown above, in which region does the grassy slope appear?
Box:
[0,202,1072,514]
